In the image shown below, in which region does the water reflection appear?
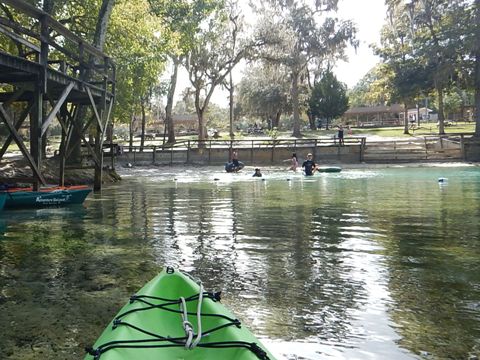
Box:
[0,166,479,359]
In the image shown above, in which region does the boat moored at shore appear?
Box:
[2,185,92,209]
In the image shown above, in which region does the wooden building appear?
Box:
[172,114,198,132]
[342,104,404,127]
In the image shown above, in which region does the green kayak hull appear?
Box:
[85,268,276,360]
[316,166,342,173]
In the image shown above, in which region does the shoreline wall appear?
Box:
[115,145,363,166]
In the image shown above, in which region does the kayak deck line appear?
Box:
[85,267,274,360]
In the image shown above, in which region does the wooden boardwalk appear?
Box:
[0,0,115,190]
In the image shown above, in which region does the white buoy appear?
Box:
[438,177,448,183]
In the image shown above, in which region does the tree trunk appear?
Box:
[197,110,207,147]
[436,85,445,135]
[476,53,480,137]
[229,71,235,139]
[403,102,409,134]
[475,0,480,137]
[106,123,113,143]
[129,114,134,152]
[41,0,53,160]
[94,0,115,51]
[140,100,146,152]
[193,82,215,145]
[307,112,316,130]
[291,71,301,137]
[165,57,179,144]
[42,0,55,14]
[274,111,281,129]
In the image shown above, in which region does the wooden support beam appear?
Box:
[0,100,33,159]
[47,96,68,134]
[101,99,114,140]
[59,103,75,186]
[65,114,94,160]
[62,105,79,160]
[41,81,74,136]
[86,86,103,134]
[65,114,101,168]
[0,104,46,184]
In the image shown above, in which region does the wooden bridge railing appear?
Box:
[0,0,116,190]
[0,0,115,93]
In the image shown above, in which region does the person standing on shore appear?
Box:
[337,125,344,146]
[302,153,317,176]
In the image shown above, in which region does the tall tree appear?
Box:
[381,0,471,135]
[375,2,433,134]
[93,0,115,51]
[185,3,252,143]
[348,64,395,107]
[308,70,348,129]
[107,0,167,151]
[237,62,291,129]
[148,0,223,144]
[254,0,356,137]
[471,0,480,136]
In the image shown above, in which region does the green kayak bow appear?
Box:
[85,267,276,360]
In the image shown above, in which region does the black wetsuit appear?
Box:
[302,159,316,176]
[338,129,344,140]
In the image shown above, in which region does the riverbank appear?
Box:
[1,134,478,186]
[0,157,121,186]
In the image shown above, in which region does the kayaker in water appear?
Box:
[230,149,241,172]
[302,153,317,176]
[252,168,262,177]
[283,153,299,172]
[232,149,239,166]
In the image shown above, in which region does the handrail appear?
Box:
[120,137,366,152]
[0,0,115,85]
[1,0,108,60]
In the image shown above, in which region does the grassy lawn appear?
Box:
[273,122,476,139]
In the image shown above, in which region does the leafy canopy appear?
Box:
[309,70,349,122]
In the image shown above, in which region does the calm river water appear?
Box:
[0,165,479,360]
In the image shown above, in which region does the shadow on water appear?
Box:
[0,166,479,359]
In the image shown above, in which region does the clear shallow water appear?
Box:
[0,165,480,359]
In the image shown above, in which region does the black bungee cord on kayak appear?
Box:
[86,289,271,360]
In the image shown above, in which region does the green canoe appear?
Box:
[85,268,275,360]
